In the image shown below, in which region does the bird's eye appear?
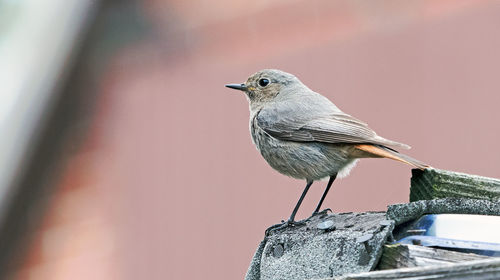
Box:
[258,78,270,87]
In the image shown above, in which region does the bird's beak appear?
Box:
[225,83,247,91]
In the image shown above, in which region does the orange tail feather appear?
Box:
[355,144,429,170]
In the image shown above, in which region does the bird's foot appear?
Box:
[265,219,306,236]
[308,208,332,220]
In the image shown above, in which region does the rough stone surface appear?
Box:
[245,239,267,280]
[410,168,500,202]
[387,198,500,226]
[245,211,394,280]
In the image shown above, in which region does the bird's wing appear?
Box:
[256,105,410,149]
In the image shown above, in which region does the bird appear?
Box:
[225,69,428,231]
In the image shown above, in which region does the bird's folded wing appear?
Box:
[256,107,409,149]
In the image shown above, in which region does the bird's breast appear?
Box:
[249,115,354,180]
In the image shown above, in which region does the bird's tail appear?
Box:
[354,144,429,170]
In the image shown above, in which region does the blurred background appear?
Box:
[1,0,500,279]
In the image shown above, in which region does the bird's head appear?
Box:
[226,69,301,108]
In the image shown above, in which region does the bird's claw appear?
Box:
[265,219,306,236]
[308,208,332,220]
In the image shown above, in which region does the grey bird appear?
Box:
[226,69,428,231]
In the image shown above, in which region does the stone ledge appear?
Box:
[245,212,393,280]
[246,168,500,280]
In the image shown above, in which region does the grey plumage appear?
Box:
[226,69,428,225]
[238,69,421,180]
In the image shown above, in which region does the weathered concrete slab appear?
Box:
[410,168,500,202]
[387,198,500,226]
[245,212,394,280]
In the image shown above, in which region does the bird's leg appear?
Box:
[265,180,314,235]
[288,180,314,222]
[312,173,337,215]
